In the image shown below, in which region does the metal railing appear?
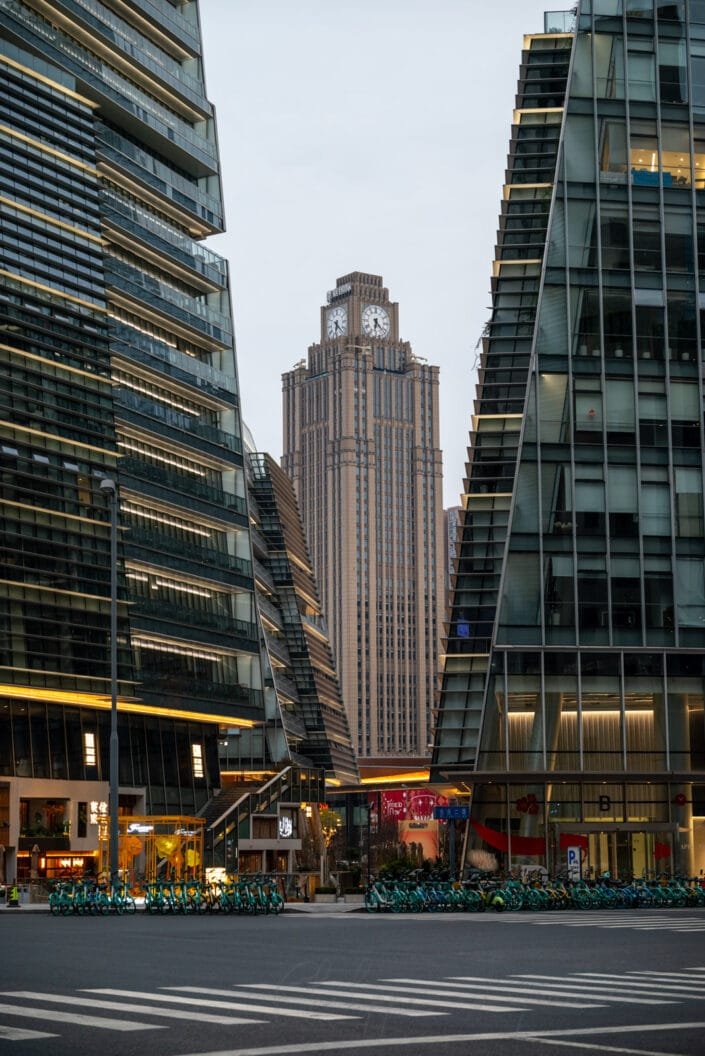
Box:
[119,456,246,514]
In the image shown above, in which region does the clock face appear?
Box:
[361,304,390,338]
[326,305,348,339]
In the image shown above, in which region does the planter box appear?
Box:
[343,892,364,904]
[18,836,70,852]
[314,893,337,903]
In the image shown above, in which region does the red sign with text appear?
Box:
[369,789,447,823]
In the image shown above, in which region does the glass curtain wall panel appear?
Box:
[433,1,705,879]
[0,0,267,814]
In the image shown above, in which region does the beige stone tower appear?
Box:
[282,272,443,760]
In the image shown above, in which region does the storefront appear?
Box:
[464,780,705,879]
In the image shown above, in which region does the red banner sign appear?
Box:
[369,789,448,823]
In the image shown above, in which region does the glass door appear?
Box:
[567,826,674,879]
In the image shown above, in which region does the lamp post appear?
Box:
[99,477,119,886]
[365,800,372,887]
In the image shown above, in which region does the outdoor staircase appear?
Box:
[199,767,295,869]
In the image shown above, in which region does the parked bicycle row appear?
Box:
[364,875,705,913]
[48,875,284,916]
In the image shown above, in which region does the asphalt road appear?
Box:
[1,906,704,1056]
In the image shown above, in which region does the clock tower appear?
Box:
[283,273,444,763]
[321,272,400,344]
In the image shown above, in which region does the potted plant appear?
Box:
[314,885,337,903]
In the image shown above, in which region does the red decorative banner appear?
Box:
[470,820,590,856]
[654,841,671,860]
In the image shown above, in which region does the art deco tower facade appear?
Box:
[434,3,705,878]
[283,273,443,759]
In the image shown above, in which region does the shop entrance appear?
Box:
[555,823,677,879]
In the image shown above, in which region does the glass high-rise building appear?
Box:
[434,2,705,879]
[0,0,265,881]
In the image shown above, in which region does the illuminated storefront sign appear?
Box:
[369,789,447,823]
[89,800,107,824]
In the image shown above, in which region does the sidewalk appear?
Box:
[0,903,48,912]
[284,901,363,914]
[0,901,364,914]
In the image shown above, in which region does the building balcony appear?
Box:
[257,592,284,632]
[274,672,301,706]
[134,0,201,53]
[138,671,263,711]
[128,594,258,645]
[102,191,227,288]
[115,389,241,455]
[109,323,236,396]
[118,456,247,515]
[105,258,231,344]
[0,0,218,175]
[52,0,209,114]
[97,124,223,230]
[124,523,252,578]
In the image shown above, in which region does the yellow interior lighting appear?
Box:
[0,683,257,728]
[360,770,431,786]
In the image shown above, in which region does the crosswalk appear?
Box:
[0,969,703,1043]
[497,910,705,933]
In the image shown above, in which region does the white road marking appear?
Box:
[522,1038,682,1056]
[381,978,601,1009]
[166,986,438,1018]
[508,976,675,1005]
[244,982,526,1014]
[4,991,260,1026]
[0,1024,57,1042]
[85,988,352,1021]
[0,1001,162,1032]
[449,976,673,1006]
[635,970,705,979]
[572,973,705,995]
[170,1018,705,1056]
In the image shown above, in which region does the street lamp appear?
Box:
[99,477,119,886]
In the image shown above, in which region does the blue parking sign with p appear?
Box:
[567,845,582,879]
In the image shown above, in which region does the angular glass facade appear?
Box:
[247,450,359,786]
[434,1,705,878]
[0,0,266,877]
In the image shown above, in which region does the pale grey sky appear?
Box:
[199,0,554,506]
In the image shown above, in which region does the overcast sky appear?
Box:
[199,0,554,507]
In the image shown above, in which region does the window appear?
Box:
[675,468,704,537]
[600,120,628,173]
[191,742,204,779]
[83,731,97,767]
[633,207,661,271]
[608,466,639,537]
[659,42,688,104]
[628,51,656,101]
